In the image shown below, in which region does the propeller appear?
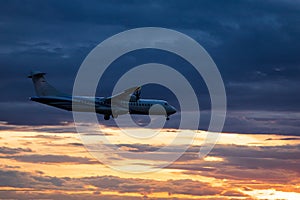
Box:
[135,88,141,100]
[131,87,141,101]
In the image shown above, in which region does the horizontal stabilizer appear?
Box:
[28,71,46,78]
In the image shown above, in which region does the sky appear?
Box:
[0,0,300,134]
[0,0,300,199]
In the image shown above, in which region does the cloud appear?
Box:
[223,110,300,135]
[0,168,248,199]
[116,143,160,152]
[0,191,146,200]
[0,103,73,126]
[1,126,299,199]
[0,146,32,155]
[5,154,99,165]
[0,169,65,189]
[165,143,300,185]
[266,137,300,141]
[68,142,84,146]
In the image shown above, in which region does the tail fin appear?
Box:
[28,71,63,96]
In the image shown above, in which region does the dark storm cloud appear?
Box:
[223,110,300,135]
[0,102,73,126]
[0,0,299,134]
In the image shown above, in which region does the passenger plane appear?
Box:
[28,71,176,120]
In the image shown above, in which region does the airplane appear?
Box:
[28,71,177,120]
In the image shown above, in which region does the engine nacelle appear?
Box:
[130,95,137,102]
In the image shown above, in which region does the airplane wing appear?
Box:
[103,86,141,103]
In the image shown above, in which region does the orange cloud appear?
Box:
[0,122,300,199]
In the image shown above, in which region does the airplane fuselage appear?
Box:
[30,95,176,120]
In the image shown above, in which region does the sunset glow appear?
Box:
[1,122,299,199]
